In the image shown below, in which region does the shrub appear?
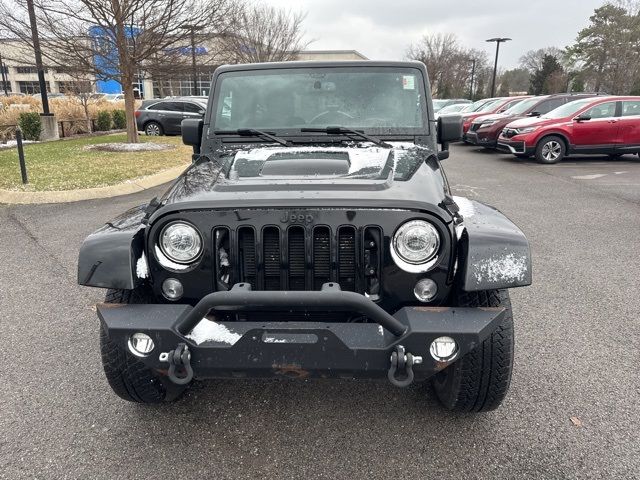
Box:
[95,110,112,131]
[112,109,126,129]
[18,112,42,141]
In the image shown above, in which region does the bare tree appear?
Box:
[0,0,236,142]
[223,4,309,63]
[407,34,491,98]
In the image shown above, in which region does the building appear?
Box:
[0,37,368,99]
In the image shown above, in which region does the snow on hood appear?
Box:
[226,142,430,181]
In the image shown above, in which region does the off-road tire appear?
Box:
[535,135,566,164]
[100,288,185,403]
[432,289,514,412]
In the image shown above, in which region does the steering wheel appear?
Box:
[309,110,354,125]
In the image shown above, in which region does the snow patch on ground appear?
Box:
[0,139,37,149]
[186,319,242,345]
[84,142,173,152]
[154,245,189,271]
[136,252,149,279]
[473,253,528,284]
[452,195,476,218]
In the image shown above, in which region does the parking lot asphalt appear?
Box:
[1,145,638,479]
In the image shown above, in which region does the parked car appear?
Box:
[135,97,208,135]
[466,93,598,148]
[79,60,532,411]
[104,93,124,102]
[497,96,640,163]
[435,103,471,119]
[461,96,530,140]
[432,98,471,112]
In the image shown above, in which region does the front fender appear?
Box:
[454,197,532,291]
[77,205,147,289]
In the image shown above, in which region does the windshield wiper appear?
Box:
[214,128,292,147]
[301,126,392,148]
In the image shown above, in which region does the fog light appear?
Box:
[162,278,183,300]
[414,278,437,302]
[128,332,155,357]
[430,336,458,361]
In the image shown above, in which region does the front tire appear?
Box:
[100,288,186,403]
[432,289,514,412]
[535,135,566,164]
[144,121,163,136]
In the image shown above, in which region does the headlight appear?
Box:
[515,126,538,134]
[480,120,496,127]
[159,222,202,264]
[392,220,440,265]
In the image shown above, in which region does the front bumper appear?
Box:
[497,139,534,155]
[98,283,505,384]
[466,131,497,147]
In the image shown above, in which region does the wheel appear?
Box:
[535,136,565,164]
[608,153,622,159]
[100,288,187,403]
[144,121,163,136]
[432,289,514,412]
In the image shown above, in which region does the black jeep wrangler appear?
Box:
[78,61,531,411]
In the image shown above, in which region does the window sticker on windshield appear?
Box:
[403,75,415,90]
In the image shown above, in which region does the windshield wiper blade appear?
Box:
[214,128,292,147]
[301,126,392,148]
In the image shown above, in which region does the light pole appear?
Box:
[182,24,204,96]
[486,37,511,98]
[469,58,476,100]
[26,0,50,114]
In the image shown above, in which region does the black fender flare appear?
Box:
[453,196,532,291]
[77,205,147,289]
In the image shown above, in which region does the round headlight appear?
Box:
[393,220,440,265]
[160,222,202,264]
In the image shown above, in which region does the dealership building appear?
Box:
[0,37,367,99]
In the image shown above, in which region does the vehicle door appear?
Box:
[615,100,640,152]
[154,101,185,134]
[571,101,620,152]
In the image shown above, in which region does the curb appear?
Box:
[0,164,188,205]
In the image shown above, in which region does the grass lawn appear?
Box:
[0,133,191,191]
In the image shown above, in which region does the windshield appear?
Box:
[439,104,467,114]
[503,97,543,115]
[476,98,504,113]
[542,98,596,119]
[432,99,448,111]
[212,67,427,134]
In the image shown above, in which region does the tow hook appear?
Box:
[159,343,194,385]
[387,345,422,388]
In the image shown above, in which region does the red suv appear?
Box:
[497,96,640,163]
[461,96,530,141]
[466,93,596,148]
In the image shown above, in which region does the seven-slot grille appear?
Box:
[216,224,382,296]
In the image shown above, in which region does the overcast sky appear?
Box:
[264,0,606,68]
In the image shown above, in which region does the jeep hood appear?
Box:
[154,142,452,220]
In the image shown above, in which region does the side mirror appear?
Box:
[437,115,463,159]
[527,111,541,117]
[574,114,591,122]
[182,118,203,154]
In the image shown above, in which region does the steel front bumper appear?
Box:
[97,284,506,384]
